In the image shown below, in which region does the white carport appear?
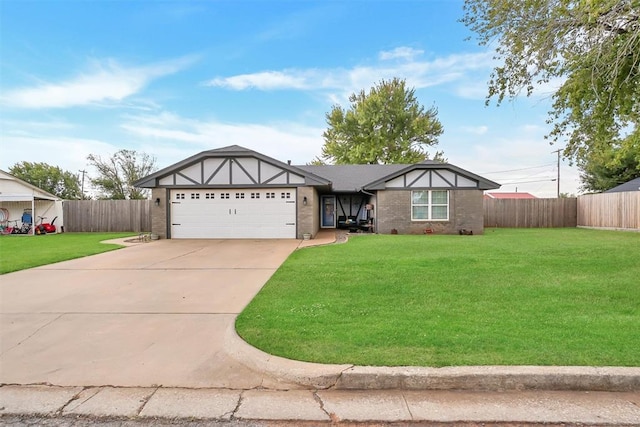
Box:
[0,170,64,234]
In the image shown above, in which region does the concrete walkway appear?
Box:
[1,385,639,424]
[2,231,640,425]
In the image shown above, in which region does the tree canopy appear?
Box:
[8,162,83,199]
[317,78,444,164]
[578,131,640,192]
[87,149,156,199]
[462,0,640,183]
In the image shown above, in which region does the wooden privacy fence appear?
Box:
[63,200,151,232]
[577,192,640,230]
[62,194,638,232]
[484,198,578,228]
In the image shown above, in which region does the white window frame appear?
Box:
[411,190,449,221]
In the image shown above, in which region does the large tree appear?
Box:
[578,131,640,192]
[87,149,156,200]
[9,161,83,199]
[318,78,444,164]
[461,0,640,168]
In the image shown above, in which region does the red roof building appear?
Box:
[484,192,537,199]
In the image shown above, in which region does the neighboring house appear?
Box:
[484,192,537,199]
[134,145,500,239]
[604,177,640,193]
[0,169,64,233]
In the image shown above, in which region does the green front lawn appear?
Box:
[236,228,640,367]
[0,232,135,274]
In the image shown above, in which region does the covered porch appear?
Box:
[319,192,375,232]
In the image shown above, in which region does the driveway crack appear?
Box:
[0,313,64,357]
[143,247,206,269]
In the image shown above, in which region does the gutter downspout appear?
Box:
[357,188,376,197]
[357,188,377,232]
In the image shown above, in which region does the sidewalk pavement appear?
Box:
[1,384,639,424]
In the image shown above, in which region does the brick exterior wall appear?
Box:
[376,189,484,235]
[151,188,168,239]
[297,186,318,239]
[453,189,484,234]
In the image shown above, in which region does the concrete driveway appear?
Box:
[0,238,300,388]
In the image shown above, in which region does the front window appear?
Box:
[412,190,449,221]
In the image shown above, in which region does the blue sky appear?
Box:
[0,0,579,197]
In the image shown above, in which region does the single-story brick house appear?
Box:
[134,145,500,239]
[605,177,640,193]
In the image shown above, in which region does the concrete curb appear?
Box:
[224,323,352,389]
[336,365,640,391]
[225,324,640,392]
[101,236,154,247]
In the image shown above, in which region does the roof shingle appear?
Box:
[605,177,640,193]
[296,164,409,192]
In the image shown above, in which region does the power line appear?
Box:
[480,163,555,174]
[509,165,557,182]
[501,178,557,185]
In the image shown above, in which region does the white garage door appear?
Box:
[170,189,296,239]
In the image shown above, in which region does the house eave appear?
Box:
[0,169,62,200]
[363,163,500,191]
[133,146,331,189]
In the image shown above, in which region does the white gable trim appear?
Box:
[153,156,306,187]
[384,169,479,189]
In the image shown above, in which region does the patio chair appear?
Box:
[21,211,32,225]
[347,216,359,232]
[358,218,374,233]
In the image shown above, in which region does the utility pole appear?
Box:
[78,169,87,199]
[552,149,561,198]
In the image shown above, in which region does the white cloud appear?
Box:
[206,70,310,90]
[1,118,76,131]
[0,109,581,199]
[454,62,566,102]
[521,124,545,133]
[532,75,566,99]
[379,47,424,61]
[0,134,117,173]
[1,56,197,109]
[444,131,581,198]
[455,80,490,100]
[120,112,324,166]
[461,125,489,135]
[205,49,495,99]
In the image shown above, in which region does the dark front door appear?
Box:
[321,195,336,228]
